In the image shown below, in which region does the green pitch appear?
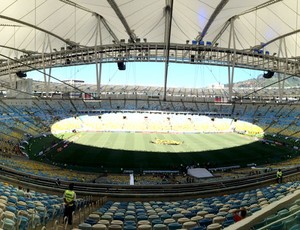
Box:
[58,132,254,152]
[27,131,295,173]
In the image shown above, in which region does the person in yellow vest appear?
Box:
[276,169,283,183]
[63,183,76,225]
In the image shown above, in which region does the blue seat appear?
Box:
[124,221,136,226]
[185,212,195,218]
[160,214,171,220]
[223,219,235,227]
[84,218,98,225]
[250,207,261,213]
[151,219,163,226]
[168,222,182,230]
[6,206,17,214]
[123,225,137,230]
[137,215,148,221]
[18,197,26,202]
[18,216,29,230]
[199,218,212,227]
[114,215,124,221]
[191,226,205,230]
[199,41,205,45]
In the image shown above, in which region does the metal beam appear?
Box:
[0,43,299,77]
[239,0,283,16]
[0,45,39,55]
[163,0,174,101]
[107,0,137,43]
[251,29,300,51]
[198,0,229,42]
[0,15,77,47]
[59,0,120,44]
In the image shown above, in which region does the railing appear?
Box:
[0,163,299,199]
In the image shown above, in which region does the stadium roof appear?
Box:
[0,0,300,59]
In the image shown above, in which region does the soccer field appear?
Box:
[59,132,255,153]
[26,131,294,172]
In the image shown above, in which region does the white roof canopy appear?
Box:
[0,0,299,59]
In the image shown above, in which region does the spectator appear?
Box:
[55,178,61,187]
[25,188,32,198]
[276,169,283,183]
[233,208,247,222]
[63,183,76,225]
[16,185,25,197]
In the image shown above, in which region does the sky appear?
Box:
[28,62,263,88]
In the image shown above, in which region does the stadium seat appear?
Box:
[172,213,184,221]
[168,222,182,230]
[183,221,197,229]
[1,217,16,230]
[177,217,190,224]
[98,220,110,227]
[108,224,122,230]
[137,224,151,230]
[153,223,167,230]
[92,223,107,230]
[17,215,29,230]
[212,216,225,224]
[137,220,150,226]
[123,225,136,230]
[163,218,175,224]
[89,214,101,222]
[110,220,123,227]
[79,223,92,230]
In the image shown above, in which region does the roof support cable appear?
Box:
[59,0,120,44]
[212,0,282,49]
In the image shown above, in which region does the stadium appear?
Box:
[0,0,300,229]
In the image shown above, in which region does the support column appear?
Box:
[42,34,52,98]
[95,16,103,99]
[163,0,174,101]
[227,19,236,102]
[276,38,288,102]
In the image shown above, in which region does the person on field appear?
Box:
[63,183,76,225]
